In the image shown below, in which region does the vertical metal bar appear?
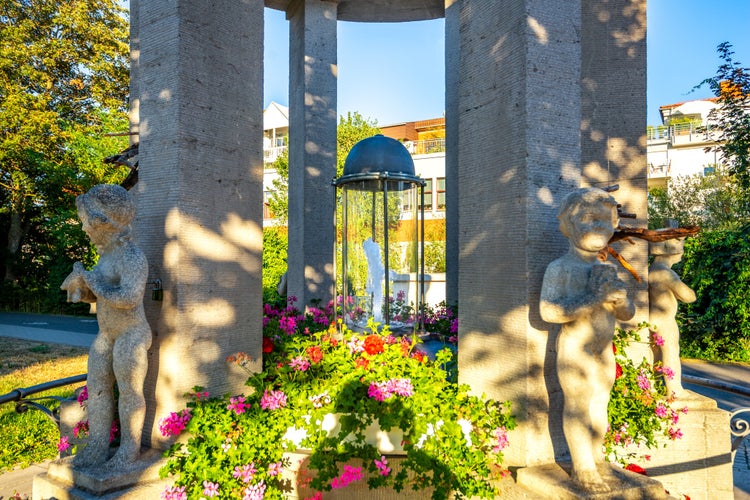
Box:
[383,178,390,327]
[420,182,425,333]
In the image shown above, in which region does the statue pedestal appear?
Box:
[644,390,733,500]
[516,462,667,499]
[32,449,170,499]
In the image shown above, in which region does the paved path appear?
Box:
[0,314,749,498]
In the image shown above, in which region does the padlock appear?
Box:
[151,279,163,301]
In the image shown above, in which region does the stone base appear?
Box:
[642,390,733,500]
[32,448,171,500]
[516,462,667,499]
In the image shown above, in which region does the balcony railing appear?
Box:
[403,138,446,155]
[264,146,288,163]
[647,123,719,145]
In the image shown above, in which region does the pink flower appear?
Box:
[158,409,192,437]
[161,485,186,500]
[279,316,297,335]
[652,334,665,346]
[493,426,510,453]
[228,395,251,415]
[233,463,258,483]
[242,480,266,500]
[331,465,363,489]
[74,420,89,439]
[450,318,459,334]
[368,381,389,402]
[268,461,283,477]
[669,427,683,440]
[202,481,220,497]
[637,372,651,391]
[260,389,287,410]
[661,366,675,380]
[386,378,414,397]
[374,456,391,476]
[77,386,88,406]
[57,435,71,453]
[655,403,668,418]
[305,493,323,500]
[110,420,119,443]
[290,356,311,372]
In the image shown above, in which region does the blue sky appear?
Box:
[263,2,750,127]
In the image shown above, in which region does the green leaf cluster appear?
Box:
[0,0,131,311]
[605,324,686,466]
[676,224,750,361]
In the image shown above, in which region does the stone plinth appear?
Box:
[32,449,169,499]
[517,462,666,499]
[643,391,733,500]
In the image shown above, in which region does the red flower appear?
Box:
[411,351,426,363]
[612,342,617,354]
[263,337,274,353]
[355,357,370,370]
[307,345,323,363]
[364,335,385,355]
[625,463,647,476]
[615,363,623,379]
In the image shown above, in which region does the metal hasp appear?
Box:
[333,134,426,333]
[0,374,87,427]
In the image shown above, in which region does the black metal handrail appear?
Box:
[0,373,87,426]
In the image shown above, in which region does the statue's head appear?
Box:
[650,238,685,257]
[76,184,135,244]
[557,187,619,252]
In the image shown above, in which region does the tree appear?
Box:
[695,42,750,188]
[0,0,130,308]
[266,112,381,224]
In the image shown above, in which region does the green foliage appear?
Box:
[676,224,750,361]
[647,172,750,230]
[160,304,516,499]
[0,0,131,311]
[695,42,750,189]
[267,150,289,225]
[605,324,685,467]
[0,388,76,473]
[336,112,381,178]
[262,226,288,306]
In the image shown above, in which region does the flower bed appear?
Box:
[158,299,515,499]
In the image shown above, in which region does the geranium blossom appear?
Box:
[655,403,668,418]
[228,395,251,415]
[290,356,311,372]
[260,389,287,410]
[307,345,323,363]
[652,334,665,346]
[279,316,297,335]
[331,465,363,489]
[77,386,88,406]
[161,485,186,500]
[363,335,385,355]
[74,420,89,439]
[374,456,391,476]
[347,337,364,354]
[268,461,284,477]
[233,463,258,483]
[263,336,274,353]
[368,378,414,401]
[636,371,651,391]
[243,480,266,500]
[159,409,191,437]
[202,481,220,497]
[492,426,510,453]
[625,463,648,476]
[57,435,71,453]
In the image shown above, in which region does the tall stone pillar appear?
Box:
[455,0,586,466]
[287,0,338,308]
[444,0,459,307]
[135,0,265,449]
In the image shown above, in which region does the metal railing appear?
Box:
[647,123,719,144]
[0,374,86,426]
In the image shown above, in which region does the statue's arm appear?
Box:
[540,265,597,324]
[83,248,148,309]
[669,276,697,304]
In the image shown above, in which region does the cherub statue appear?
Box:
[540,187,635,493]
[649,237,696,397]
[61,184,152,469]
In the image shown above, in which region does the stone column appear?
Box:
[444,0,459,307]
[286,0,338,308]
[456,0,584,467]
[135,0,265,449]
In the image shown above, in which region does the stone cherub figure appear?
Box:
[61,184,152,469]
[649,236,696,398]
[540,187,635,493]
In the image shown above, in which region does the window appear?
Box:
[423,179,433,211]
[436,177,446,211]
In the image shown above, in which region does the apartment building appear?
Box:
[263,97,724,222]
[646,97,723,190]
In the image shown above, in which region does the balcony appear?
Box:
[264,145,288,163]
[647,123,719,146]
[403,138,446,155]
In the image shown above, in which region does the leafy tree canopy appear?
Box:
[0,0,130,309]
